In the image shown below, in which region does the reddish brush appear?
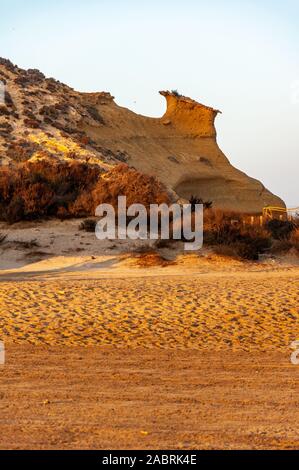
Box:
[0,161,170,223]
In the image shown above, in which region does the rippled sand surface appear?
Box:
[1,270,298,351]
[0,268,298,449]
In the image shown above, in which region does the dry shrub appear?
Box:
[0,233,7,244]
[132,244,154,254]
[13,239,39,249]
[68,192,95,217]
[19,183,54,217]
[213,244,251,260]
[270,239,292,254]
[265,219,296,240]
[205,211,299,260]
[213,244,241,259]
[154,238,176,249]
[92,164,170,210]
[235,238,271,260]
[203,209,271,260]
[79,219,97,232]
[0,162,170,223]
[6,140,39,163]
[290,229,299,253]
[0,160,101,223]
[204,209,242,232]
[204,209,266,243]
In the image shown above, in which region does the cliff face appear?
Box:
[159,91,220,137]
[80,91,284,213]
[0,58,284,213]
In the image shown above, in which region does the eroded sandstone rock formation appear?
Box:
[0,58,284,213]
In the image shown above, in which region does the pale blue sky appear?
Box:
[1,0,298,206]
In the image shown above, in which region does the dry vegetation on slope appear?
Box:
[0,161,170,223]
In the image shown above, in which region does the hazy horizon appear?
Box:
[1,0,298,207]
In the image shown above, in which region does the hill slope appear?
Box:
[0,58,284,213]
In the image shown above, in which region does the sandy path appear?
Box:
[0,347,298,450]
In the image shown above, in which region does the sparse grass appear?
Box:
[189,195,213,211]
[171,89,182,97]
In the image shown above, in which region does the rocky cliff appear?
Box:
[0,58,284,213]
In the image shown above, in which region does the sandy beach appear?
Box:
[0,346,298,450]
[1,269,298,350]
[0,260,298,449]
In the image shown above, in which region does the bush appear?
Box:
[235,237,271,260]
[171,89,182,97]
[79,219,97,232]
[0,160,102,223]
[213,244,239,258]
[0,162,170,223]
[203,209,271,260]
[0,233,7,244]
[270,239,292,254]
[92,164,170,211]
[5,196,25,224]
[154,238,176,249]
[203,210,299,260]
[290,229,299,253]
[204,209,242,234]
[266,219,296,240]
[189,195,213,211]
[19,182,54,218]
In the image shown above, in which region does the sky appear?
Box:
[0,0,298,207]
